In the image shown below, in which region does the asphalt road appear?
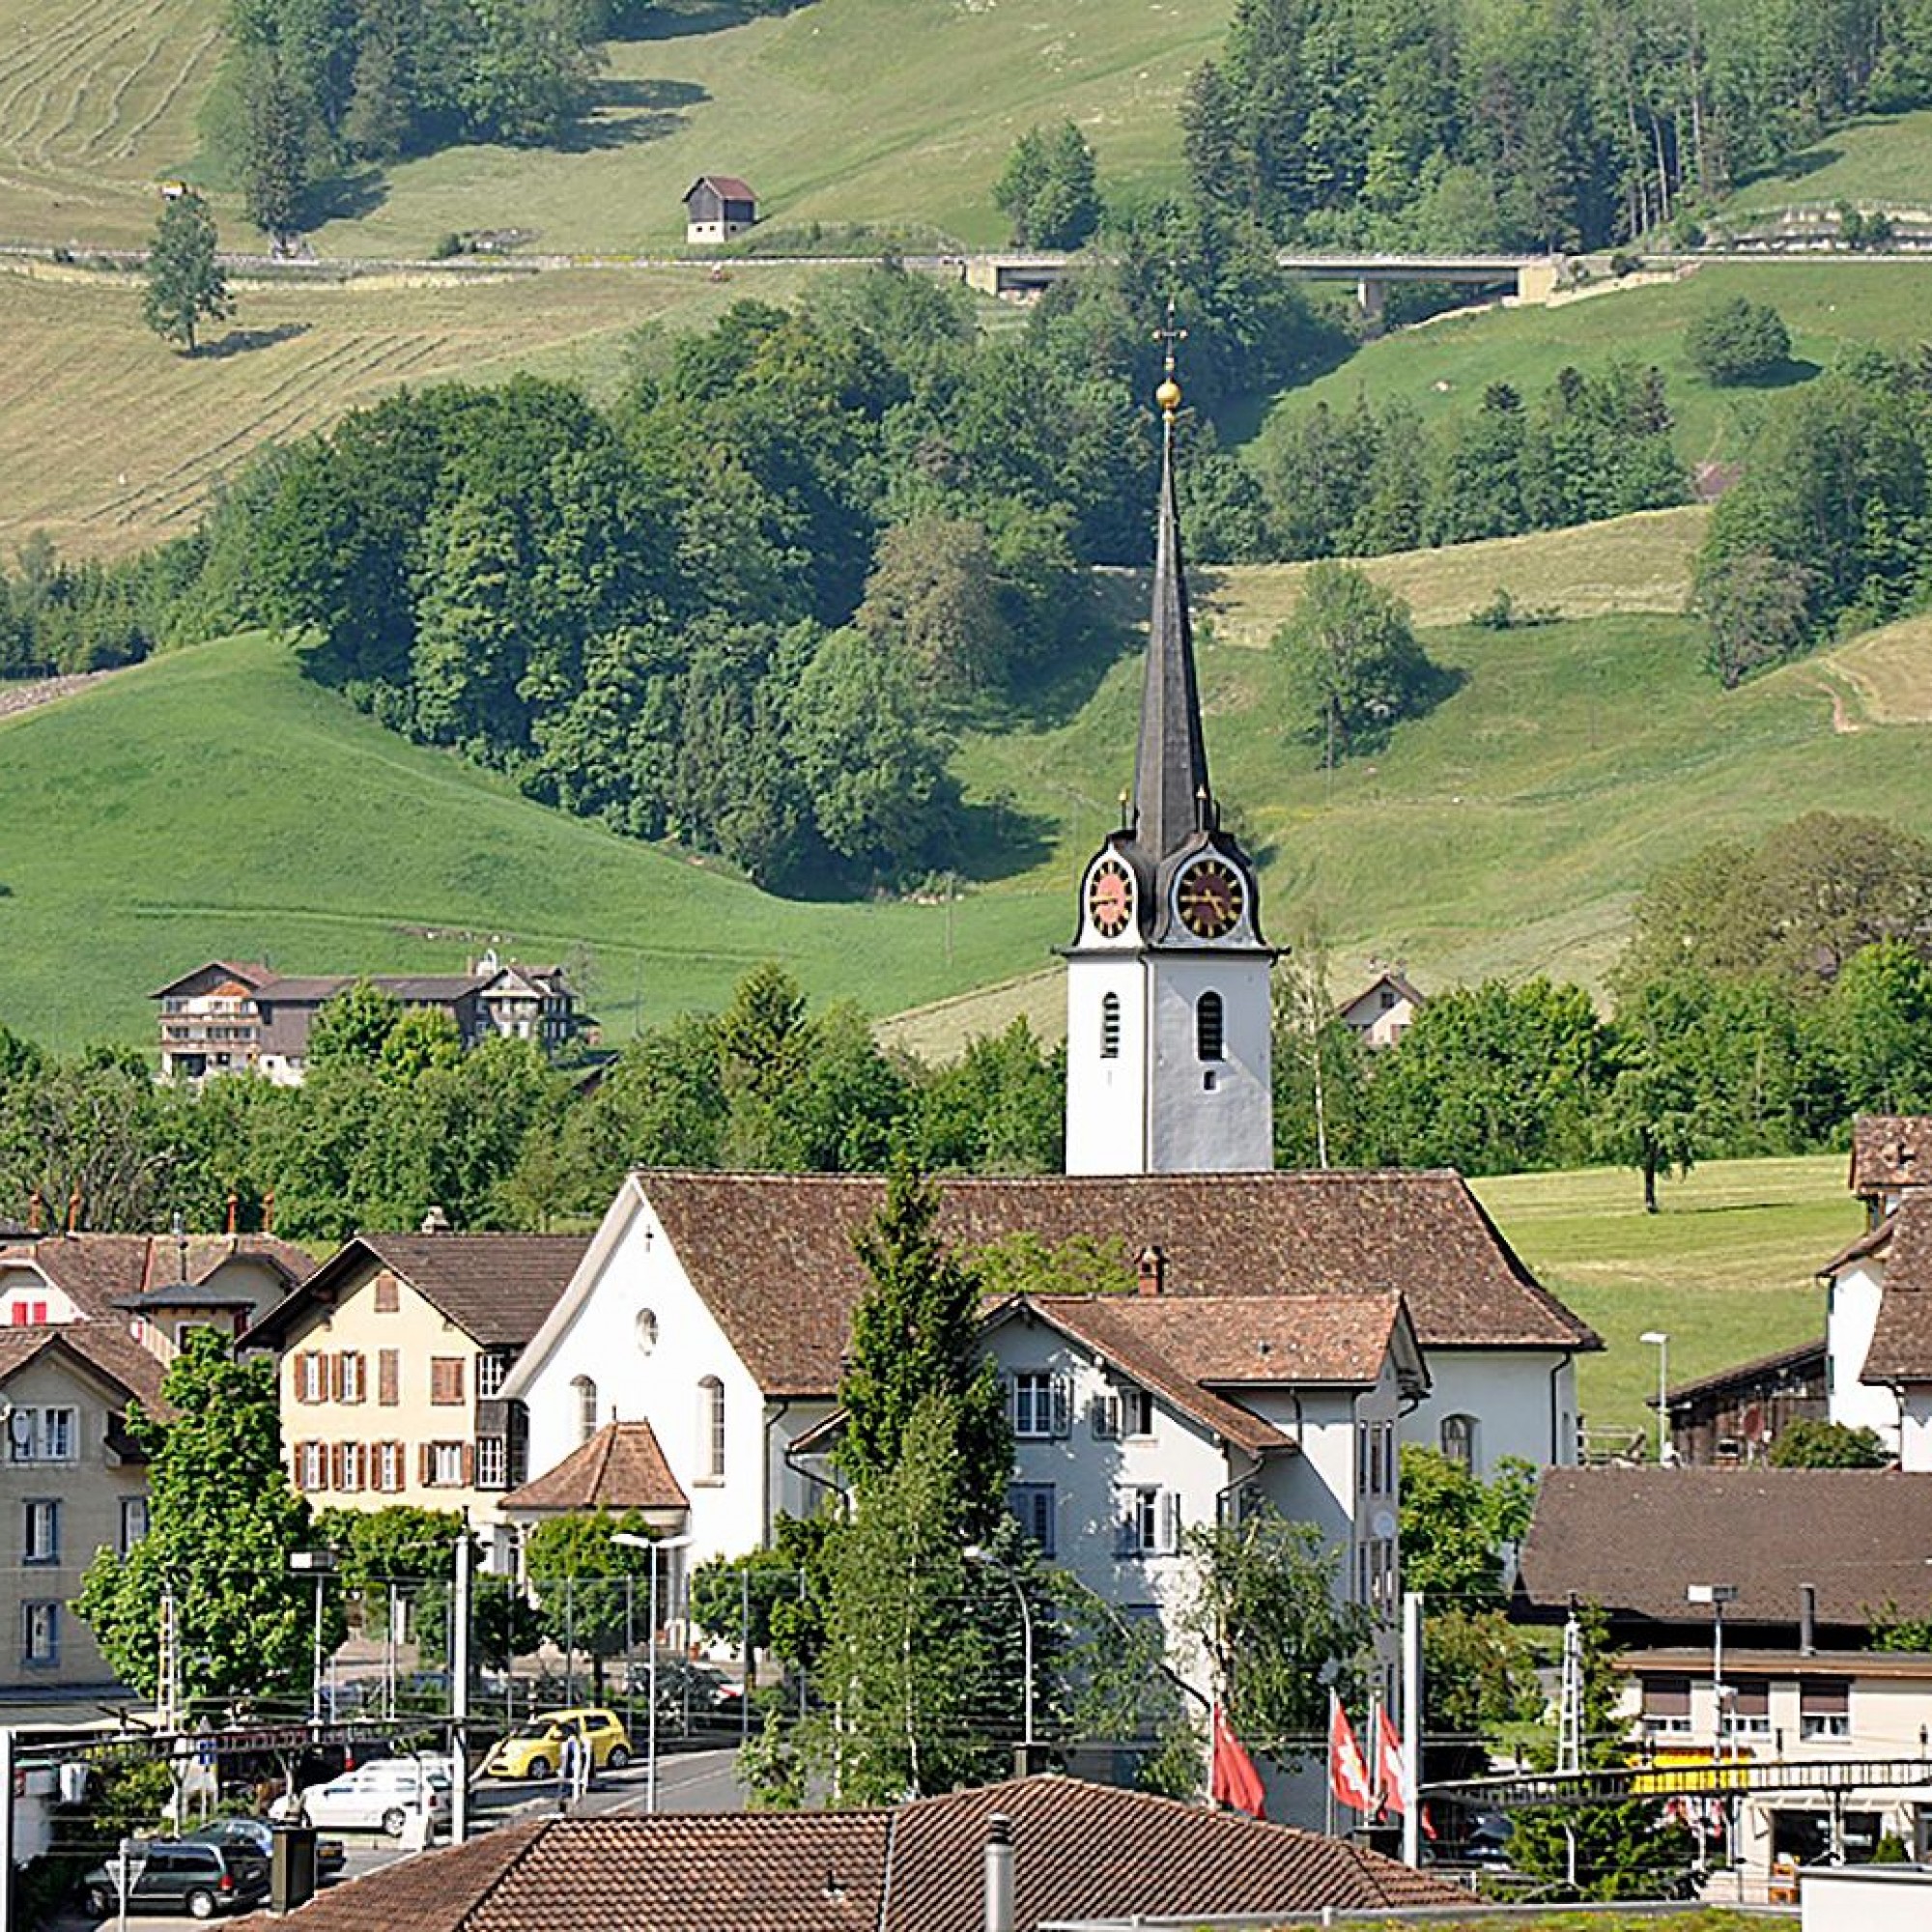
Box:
[54,1749,747,1928]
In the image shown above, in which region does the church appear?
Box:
[493,363,1600,1710]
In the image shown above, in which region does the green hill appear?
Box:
[11,507,1932,1056]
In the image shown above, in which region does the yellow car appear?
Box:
[489,1707,633,1779]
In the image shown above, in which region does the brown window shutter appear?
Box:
[292,1442,307,1492]
[295,1353,315,1405]
[329,1354,343,1404]
[461,1444,473,1487]
[328,1443,342,1490]
[419,1442,433,1488]
[379,1350,399,1406]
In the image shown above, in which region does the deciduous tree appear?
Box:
[142,191,232,355]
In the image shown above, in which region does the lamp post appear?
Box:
[288,1550,338,1728]
[1689,1583,1740,1882]
[1640,1332,1670,1463]
[964,1546,1036,1774]
[613,1531,694,1814]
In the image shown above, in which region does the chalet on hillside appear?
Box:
[683,175,757,244]
[1338,968,1425,1049]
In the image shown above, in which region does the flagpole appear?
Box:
[1325,1690,1336,1837]
[1402,1591,1422,1867]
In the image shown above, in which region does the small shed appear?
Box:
[684,175,757,245]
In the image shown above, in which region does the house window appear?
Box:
[1732,1681,1771,1737]
[9,1406,75,1463]
[475,1435,507,1490]
[337,1351,365,1405]
[1379,987,1397,1010]
[375,1441,404,1493]
[430,1357,466,1406]
[1100,992,1121,1060]
[8,1300,46,1325]
[476,1353,506,1399]
[1117,1486,1179,1557]
[21,1602,57,1668]
[424,1441,468,1488]
[374,1272,400,1313]
[573,1376,599,1446]
[119,1495,149,1554]
[1196,991,1225,1063]
[294,1441,327,1492]
[1356,1422,1370,1496]
[1091,1393,1122,1439]
[1440,1413,1477,1468]
[1008,1483,1056,1557]
[332,1443,365,1492]
[700,1377,725,1480]
[1011,1371,1070,1440]
[296,1351,327,1405]
[1124,1388,1155,1438]
[22,1499,58,1565]
[1801,1679,1851,1740]
[378,1350,400,1406]
[1643,1675,1692,1735]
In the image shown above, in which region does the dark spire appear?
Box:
[1131,326,1213,866]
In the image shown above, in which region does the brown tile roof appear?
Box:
[1518,1467,1932,1628]
[245,1235,589,1350]
[0,1234,312,1314]
[229,1776,1460,1932]
[640,1169,1592,1398]
[1661,1337,1825,1406]
[149,959,274,998]
[0,1324,167,1419]
[501,1420,689,1514]
[1857,1193,1932,1381]
[1851,1114,1932,1197]
[687,174,756,202]
[255,974,485,1004]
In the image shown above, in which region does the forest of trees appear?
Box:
[1184,0,1932,252]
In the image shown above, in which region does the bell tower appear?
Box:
[1063,334,1275,1176]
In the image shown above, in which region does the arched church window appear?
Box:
[571,1375,598,1446]
[1196,991,1225,1063]
[1441,1413,1477,1468]
[700,1376,725,1480]
[1100,992,1121,1060]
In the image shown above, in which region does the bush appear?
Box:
[1685,297,1791,385]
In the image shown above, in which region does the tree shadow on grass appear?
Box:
[1739,357,1825,391]
[303,167,388,226]
[199,322,313,360]
[562,77,709,152]
[614,0,766,42]
[952,795,1056,884]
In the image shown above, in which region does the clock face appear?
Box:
[1176,858,1245,940]
[1087,858,1135,939]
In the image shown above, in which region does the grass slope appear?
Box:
[0,261,815,560]
[0,631,1055,1052]
[1473,1155,1856,1439]
[1725,107,1932,217]
[1264,262,1932,474]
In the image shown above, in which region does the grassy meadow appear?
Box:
[1725,106,1932,216]
[1473,1156,1857,1439]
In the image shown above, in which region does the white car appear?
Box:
[294,1759,452,1836]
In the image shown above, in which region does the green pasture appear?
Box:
[1474,1156,1857,1439]
[1725,106,1932,216]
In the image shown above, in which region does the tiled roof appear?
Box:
[1845,1192,1932,1381]
[688,174,756,201]
[255,975,484,1004]
[245,1235,589,1350]
[502,1420,689,1514]
[0,1233,311,1316]
[1518,1467,1932,1627]
[639,1169,1592,1398]
[229,1776,1461,1932]
[1851,1114,1932,1197]
[1619,1647,1932,1682]
[0,1324,167,1419]
[149,959,274,998]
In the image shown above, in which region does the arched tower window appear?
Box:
[1100,992,1122,1060]
[571,1375,598,1446]
[700,1376,725,1480]
[1196,991,1225,1063]
[1441,1413,1478,1468]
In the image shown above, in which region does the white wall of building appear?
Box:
[1828,1262,1896,1447]
[1146,953,1273,1174]
[1065,953,1150,1176]
[1400,1350,1577,1475]
[1897,1385,1932,1471]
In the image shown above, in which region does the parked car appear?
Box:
[487,1707,632,1779]
[183,1815,347,1882]
[291,1757,451,1835]
[83,1839,270,1919]
[651,1659,746,1727]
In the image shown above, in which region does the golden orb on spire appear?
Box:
[1155,375,1181,415]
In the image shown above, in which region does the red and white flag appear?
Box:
[1209,1702,1267,1819]
[1328,1691,1374,1813]
[1375,1705,1437,1838]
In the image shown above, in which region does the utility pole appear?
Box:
[451,1535,471,1845]
[1557,1596,1583,1775]
[0,1727,14,1932]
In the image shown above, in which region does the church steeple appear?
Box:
[1131,369,1214,868]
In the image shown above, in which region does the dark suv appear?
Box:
[83,1838,270,1919]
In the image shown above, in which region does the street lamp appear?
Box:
[1640,1332,1670,1464]
[613,1531,694,1814]
[288,1549,338,1727]
[964,1545,1036,1773]
[1689,1583,1740,1877]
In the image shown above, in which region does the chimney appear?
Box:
[25,1190,42,1235]
[65,1187,81,1236]
[263,1189,276,1235]
[1137,1245,1165,1297]
[225,1190,239,1236]
[1800,1583,1816,1658]
[983,1813,1014,1932]
[420,1206,452,1235]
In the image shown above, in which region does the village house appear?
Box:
[231,1773,1463,1932]
[154,951,582,1085]
[241,1234,588,1556]
[1655,1340,1828,1465]
[1337,966,1426,1049]
[0,1231,310,1707]
[682,175,757,244]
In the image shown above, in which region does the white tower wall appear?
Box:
[1147,952,1274,1173]
[1065,952,1151,1175]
